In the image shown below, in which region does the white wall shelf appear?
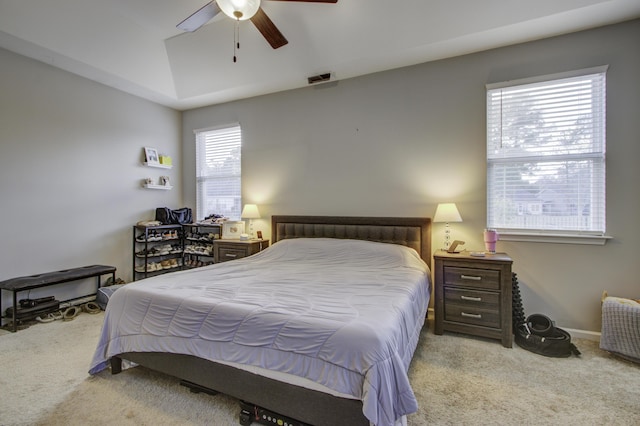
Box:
[143,183,173,190]
[143,162,172,169]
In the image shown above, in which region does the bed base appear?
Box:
[111,353,368,426]
[239,401,310,426]
[109,216,431,426]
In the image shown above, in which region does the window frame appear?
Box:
[485,66,611,245]
[194,123,242,221]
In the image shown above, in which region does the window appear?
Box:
[195,124,242,221]
[486,67,607,240]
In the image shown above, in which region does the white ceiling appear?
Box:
[1,0,639,111]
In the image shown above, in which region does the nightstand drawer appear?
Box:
[444,303,501,328]
[444,266,500,290]
[444,288,499,310]
[217,247,247,262]
[214,240,269,263]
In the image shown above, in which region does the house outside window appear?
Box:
[486,67,607,241]
[195,124,242,221]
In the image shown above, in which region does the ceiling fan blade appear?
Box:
[177,1,221,32]
[266,0,337,3]
[250,8,288,49]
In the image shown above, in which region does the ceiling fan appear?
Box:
[177,0,338,50]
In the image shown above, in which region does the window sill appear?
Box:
[498,232,612,246]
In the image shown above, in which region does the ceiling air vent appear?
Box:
[307,73,332,85]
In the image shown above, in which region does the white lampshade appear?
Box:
[433,203,462,223]
[217,0,261,20]
[241,204,261,219]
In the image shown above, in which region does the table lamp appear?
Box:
[241,204,260,238]
[433,203,463,251]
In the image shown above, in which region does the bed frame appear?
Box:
[110,215,431,426]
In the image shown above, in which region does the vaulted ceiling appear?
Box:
[1,0,638,110]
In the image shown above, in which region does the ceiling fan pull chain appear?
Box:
[237,18,241,50]
[233,19,239,62]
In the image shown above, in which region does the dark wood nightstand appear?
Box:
[213,240,269,263]
[434,251,513,348]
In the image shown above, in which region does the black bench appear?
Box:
[0,264,116,332]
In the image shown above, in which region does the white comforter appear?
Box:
[90,238,430,426]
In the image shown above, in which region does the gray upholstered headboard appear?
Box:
[271,215,431,267]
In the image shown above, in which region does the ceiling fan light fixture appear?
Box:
[217,0,261,21]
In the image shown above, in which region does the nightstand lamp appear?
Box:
[241,204,260,238]
[433,203,462,251]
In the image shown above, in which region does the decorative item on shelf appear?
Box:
[160,176,171,186]
[241,204,260,238]
[484,228,499,253]
[144,147,160,166]
[142,178,173,190]
[159,155,172,166]
[221,221,245,239]
[433,203,463,251]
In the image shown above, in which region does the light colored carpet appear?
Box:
[1,312,638,426]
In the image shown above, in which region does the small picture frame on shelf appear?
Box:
[221,221,245,239]
[144,147,160,166]
[160,175,171,186]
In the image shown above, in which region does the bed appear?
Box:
[90,215,431,426]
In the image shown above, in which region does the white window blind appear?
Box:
[195,124,242,221]
[486,67,607,235]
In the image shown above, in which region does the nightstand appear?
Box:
[213,240,269,263]
[434,251,513,348]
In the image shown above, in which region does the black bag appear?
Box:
[155,207,192,225]
[514,314,581,358]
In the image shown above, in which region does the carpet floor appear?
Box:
[0,311,638,425]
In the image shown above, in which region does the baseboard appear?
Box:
[563,327,601,341]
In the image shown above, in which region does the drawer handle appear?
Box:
[225,254,238,258]
[460,275,482,281]
[461,312,482,319]
[461,295,482,302]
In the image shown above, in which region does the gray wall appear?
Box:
[0,47,182,306]
[182,20,640,333]
[1,20,636,334]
